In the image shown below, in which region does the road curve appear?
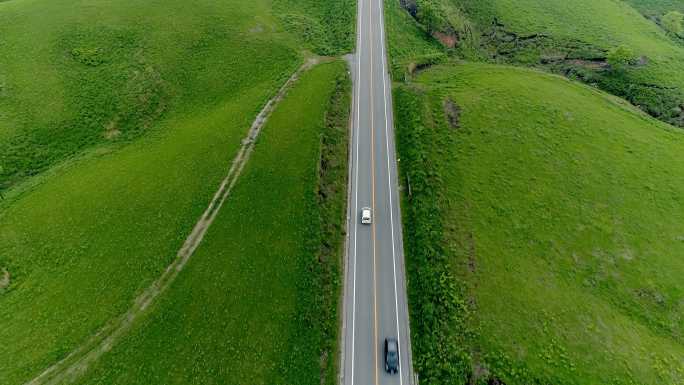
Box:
[341,0,414,384]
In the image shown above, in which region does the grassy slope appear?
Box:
[0,0,352,383]
[396,63,684,384]
[0,0,277,190]
[455,0,684,88]
[275,0,356,55]
[0,0,353,191]
[623,0,684,16]
[384,0,445,79]
[74,60,349,385]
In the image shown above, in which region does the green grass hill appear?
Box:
[395,62,684,385]
[0,0,352,191]
[0,0,352,383]
[392,0,684,127]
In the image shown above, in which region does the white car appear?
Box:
[361,207,372,224]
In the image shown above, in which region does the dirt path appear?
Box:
[0,268,9,289]
[25,58,319,385]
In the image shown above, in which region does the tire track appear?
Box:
[25,57,319,385]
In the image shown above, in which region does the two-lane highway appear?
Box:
[342,0,413,384]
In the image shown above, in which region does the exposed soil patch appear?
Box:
[0,268,9,290]
[433,31,458,48]
[566,59,609,70]
[444,97,461,129]
[543,56,611,75]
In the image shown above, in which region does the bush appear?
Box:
[607,45,636,71]
[662,11,684,37]
[416,0,447,33]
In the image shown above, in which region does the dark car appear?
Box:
[384,337,399,374]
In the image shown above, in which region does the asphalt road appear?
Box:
[341,0,413,384]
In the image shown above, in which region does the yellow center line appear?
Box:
[369,0,379,383]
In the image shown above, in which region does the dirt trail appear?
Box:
[0,268,9,289]
[25,58,319,385]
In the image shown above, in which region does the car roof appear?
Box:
[387,338,398,350]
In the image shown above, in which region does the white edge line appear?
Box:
[377,0,405,384]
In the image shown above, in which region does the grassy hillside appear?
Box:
[0,0,352,383]
[457,0,682,54]
[0,0,353,191]
[392,0,684,127]
[395,63,684,385]
[73,60,349,385]
[623,0,684,18]
[275,0,356,55]
[384,0,445,79]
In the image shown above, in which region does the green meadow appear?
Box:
[0,0,352,191]
[395,63,684,384]
[383,4,684,381]
[0,0,352,383]
[75,60,350,385]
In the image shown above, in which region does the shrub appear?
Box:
[607,45,636,71]
[416,0,446,33]
[662,11,684,37]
